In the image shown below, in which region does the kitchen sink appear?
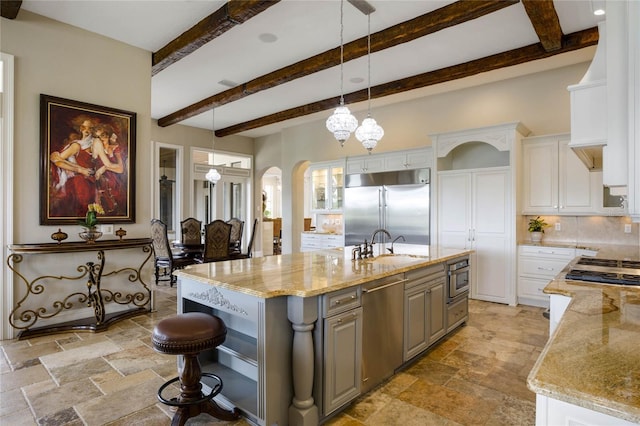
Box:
[363,254,427,265]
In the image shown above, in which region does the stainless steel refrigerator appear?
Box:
[344,168,430,246]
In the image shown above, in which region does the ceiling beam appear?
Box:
[152,0,280,76]
[1,0,22,20]
[522,0,563,51]
[216,27,598,137]
[157,0,519,128]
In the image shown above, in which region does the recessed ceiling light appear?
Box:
[591,0,605,15]
[259,33,278,43]
[218,79,238,88]
[350,77,364,84]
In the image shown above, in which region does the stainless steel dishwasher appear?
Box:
[361,273,406,394]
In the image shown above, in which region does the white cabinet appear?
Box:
[346,148,431,174]
[438,168,513,305]
[300,233,344,252]
[403,265,446,361]
[383,148,432,172]
[322,287,362,415]
[345,155,384,174]
[522,134,599,215]
[536,395,638,426]
[517,245,576,307]
[310,161,344,212]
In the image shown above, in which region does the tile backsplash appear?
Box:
[522,215,640,246]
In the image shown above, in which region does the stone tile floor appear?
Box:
[1,284,548,425]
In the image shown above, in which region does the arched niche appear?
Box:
[431,121,530,171]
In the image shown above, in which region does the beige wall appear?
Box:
[3,10,151,242]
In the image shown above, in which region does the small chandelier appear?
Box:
[355,13,383,153]
[206,108,221,186]
[326,0,358,146]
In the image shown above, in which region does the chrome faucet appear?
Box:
[387,235,406,254]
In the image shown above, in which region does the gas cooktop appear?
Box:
[565,257,640,286]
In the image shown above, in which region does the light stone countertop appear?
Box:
[174,244,472,299]
[527,253,640,423]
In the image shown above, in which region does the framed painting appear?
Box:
[40,94,136,225]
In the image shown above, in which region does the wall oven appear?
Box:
[447,257,470,302]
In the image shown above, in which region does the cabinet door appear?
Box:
[330,166,344,210]
[428,280,446,343]
[472,170,512,304]
[346,156,384,174]
[311,168,328,210]
[403,285,429,361]
[437,172,472,249]
[558,139,597,213]
[324,308,362,415]
[522,139,559,214]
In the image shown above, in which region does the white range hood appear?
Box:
[567,21,606,171]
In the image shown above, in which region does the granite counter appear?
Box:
[174,244,471,298]
[527,254,640,424]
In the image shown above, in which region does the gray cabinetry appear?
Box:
[179,280,292,426]
[403,265,446,362]
[447,297,468,332]
[321,286,362,415]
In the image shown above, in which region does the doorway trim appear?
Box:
[1,52,15,339]
[152,142,184,238]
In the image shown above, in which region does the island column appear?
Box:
[287,295,319,425]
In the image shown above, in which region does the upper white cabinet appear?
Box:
[310,161,344,212]
[345,155,384,174]
[522,134,599,215]
[346,148,432,174]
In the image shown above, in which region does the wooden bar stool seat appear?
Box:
[152,312,240,426]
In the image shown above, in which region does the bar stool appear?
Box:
[152,312,240,426]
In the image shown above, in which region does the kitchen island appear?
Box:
[174,244,471,426]
[527,246,640,425]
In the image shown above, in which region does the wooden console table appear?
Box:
[7,238,153,339]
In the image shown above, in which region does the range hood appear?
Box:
[567,21,606,171]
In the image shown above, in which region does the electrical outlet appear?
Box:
[625,224,632,234]
[555,223,561,231]
[100,224,114,235]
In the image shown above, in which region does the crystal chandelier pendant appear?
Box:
[326,102,358,146]
[205,168,221,185]
[356,115,384,152]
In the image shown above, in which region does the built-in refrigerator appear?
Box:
[344,168,430,246]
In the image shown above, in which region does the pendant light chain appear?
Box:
[206,108,221,185]
[355,11,383,153]
[326,0,358,146]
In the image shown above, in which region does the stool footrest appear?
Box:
[157,373,223,407]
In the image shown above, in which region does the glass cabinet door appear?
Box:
[311,168,328,210]
[331,167,343,210]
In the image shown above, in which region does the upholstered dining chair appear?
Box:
[150,219,198,286]
[226,218,244,254]
[180,217,202,246]
[229,218,258,259]
[201,220,232,263]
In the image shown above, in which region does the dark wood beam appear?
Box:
[216,27,598,137]
[152,0,280,76]
[522,0,563,51]
[1,0,22,19]
[157,0,519,127]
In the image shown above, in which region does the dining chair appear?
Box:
[226,218,244,254]
[202,220,232,263]
[180,217,202,246]
[230,218,258,259]
[150,219,198,287]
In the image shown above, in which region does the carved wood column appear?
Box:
[287,296,319,425]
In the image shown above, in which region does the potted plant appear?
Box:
[527,216,549,243]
